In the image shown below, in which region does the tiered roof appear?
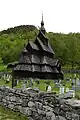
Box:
[12,15,63,79]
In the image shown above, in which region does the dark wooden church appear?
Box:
[12,15,63,80]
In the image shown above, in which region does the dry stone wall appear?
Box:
[0,86,80,120]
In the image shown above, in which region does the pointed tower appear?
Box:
[12,16,63,81]
[40,13,46,34]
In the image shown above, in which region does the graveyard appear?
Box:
[0,73,80,97]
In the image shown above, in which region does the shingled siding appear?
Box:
[0,87,79,120]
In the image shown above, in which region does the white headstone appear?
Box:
[7,78,9,82]
[76,78,80,85]
[73,91,75,98]
[59,87,64,94]
[47,86,51,92]
[74,74,76,78]
[76,78,79,81]
[66,87,69,93]
[70,78,71,81]
[3,74,6,79]
[17,80,19,85]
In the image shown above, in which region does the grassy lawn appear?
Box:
[0,105,28,120]
[0,65,7,72]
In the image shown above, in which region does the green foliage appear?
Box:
[0,57,3,64]
[0,25,80,68]
[47,32,80,67]
[0,25,38,64]
[0,65,7,72]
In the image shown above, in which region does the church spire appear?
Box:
[41,13,44,26]
[40,13,45,34]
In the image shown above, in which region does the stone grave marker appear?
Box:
[66,87,69,93]
[59,87,64,94]
[47,86,51,92]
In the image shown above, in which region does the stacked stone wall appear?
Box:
[0,87,80,120]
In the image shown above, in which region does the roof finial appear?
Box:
[41,12,44,26]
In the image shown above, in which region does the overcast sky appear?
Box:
[0,0,80,33]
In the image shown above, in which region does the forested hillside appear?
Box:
[0,25,38,64]
[0,25,80,68]
[47,32,80,68]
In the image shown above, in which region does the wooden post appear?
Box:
[12,77,14,88]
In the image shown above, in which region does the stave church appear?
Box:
[12,15,63,80]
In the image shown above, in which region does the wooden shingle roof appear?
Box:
[14,64,32,71]
[42,65,52,72]
[19,55,31,63]
[28,41,39,51]
[12,19,63,80]
[41,56,58,66]
[36,37,55,54]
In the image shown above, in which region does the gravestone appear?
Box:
[66,87,69,93]
[17,80,19,85]
[59,87,64,94]
[74,74,76,78]
[47,86,51,92]
[76,78,80,86]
